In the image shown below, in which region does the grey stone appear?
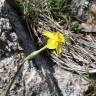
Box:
[0,0,94,96]
[0,32,6,41]
[0,18,12,30]
[10,32,18,42]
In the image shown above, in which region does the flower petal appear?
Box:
[43,31,54,38]
[43,31,64,54]
[58,32,65,43]
[55,32,64,43]
[56,43,62,54]
[47,39,58,49]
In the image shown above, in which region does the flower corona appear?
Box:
[43,31,65,54]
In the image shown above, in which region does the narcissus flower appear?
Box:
[43,31,65,54]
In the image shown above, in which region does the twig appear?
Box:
[89,69,96,74]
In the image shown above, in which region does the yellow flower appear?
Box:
[43,31,65,54]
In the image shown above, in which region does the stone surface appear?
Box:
[0,0,95,96]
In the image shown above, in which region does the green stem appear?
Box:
[23,45,47,61]
[5,46,47,96]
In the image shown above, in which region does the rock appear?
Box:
[0,0,95,96]
[80,23,96,32]
[90,3,96,15]
[0,16,22,57]
[0,32,6,41]
[0,18,12,30]
[10,32,18,42]
[70,0,89,21]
